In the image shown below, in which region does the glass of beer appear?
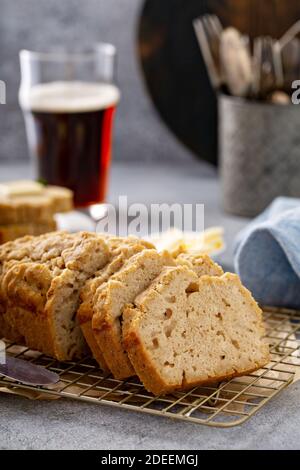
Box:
[19,44,120,209]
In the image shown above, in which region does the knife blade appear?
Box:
[0,356,59,386]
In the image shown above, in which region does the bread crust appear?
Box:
[80,320,109,371]
[0,307,25,343]
[4,305,57,357]
[93,301,135,378]
[176,253,224,277]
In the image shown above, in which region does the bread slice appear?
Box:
[0,231,109,360]
[43,186,73,213]
[0,220,57,244]
[0,182,73,224]
[91,249,175,379]
[123,266,270,395]
[78,236,154,371]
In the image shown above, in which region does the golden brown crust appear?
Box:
[0,307,24,343]
[92,281,136,378]
[103,235,154,253]
[4,305,57,357]
[80,321,109,372]
[176,253,224,277]
[0,231,109,275]
[93,313,135,379]
[2,262,52,313]
[77,291,95,324]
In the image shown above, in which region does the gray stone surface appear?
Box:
[0,161,300,450]
[0,0,195,164]
[1,381,300,450]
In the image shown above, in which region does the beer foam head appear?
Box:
[19,81,120,113]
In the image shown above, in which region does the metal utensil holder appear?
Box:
[219,93,300,217]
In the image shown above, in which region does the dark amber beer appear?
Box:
[20,82,120,207]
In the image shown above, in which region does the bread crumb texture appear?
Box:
[123,266,270,395]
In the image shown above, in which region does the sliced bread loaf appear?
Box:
[123,266,270,395]
[92,249,175,379]
[0,231,109,360]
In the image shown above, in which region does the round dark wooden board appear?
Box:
[137,0,300,165]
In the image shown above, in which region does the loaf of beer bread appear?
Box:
[0,231,269,397]
[0,231,109,360]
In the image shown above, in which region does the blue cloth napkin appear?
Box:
[234,197,300,308]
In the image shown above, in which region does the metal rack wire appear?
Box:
[1,306,300,427]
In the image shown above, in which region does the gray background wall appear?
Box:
[0,0,196,164]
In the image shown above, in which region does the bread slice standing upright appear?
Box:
[77,236,154,371]
[91,249,175,379]
[123,266,270,395]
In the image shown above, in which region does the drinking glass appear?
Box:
[19,44,120,214]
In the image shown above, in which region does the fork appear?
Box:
[252,36,283,99]
[279,20,300,50]
[193,14,223,89]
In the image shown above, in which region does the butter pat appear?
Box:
[0,180,44,198]
[146,227,225,257]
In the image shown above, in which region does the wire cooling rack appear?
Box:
[1,306,300,428]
